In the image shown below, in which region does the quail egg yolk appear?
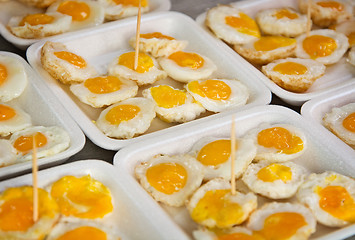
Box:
[273,9,298,19]
[254,36,296,51]
[257,163,292,183]
[273,62,308,75]
[50,175,113,219]
[140,32,175,40]
[57,1,90,21]
[84,76,122,94]
[317,185,355,222]
[188,80,231,101]
[191,189,244,228]
[225,13,261,37]
[347,32,355,46]
[150,85,186,108]
[303,35,337,59]
[218,232,262,240]
[168,51,204,69]
[19,13,55,26]
[105,104,140,125]
[0,64,7,86]
[317,1,344,11]
[54,51,87,68]
[13,132,48,153]
[113,0,148,7]
[56,226,107,240]
[118,52,154,73]
[146,162,188,195]
[257,127,304,154]
[197,140,237,166]
[343,112,355,133]
[0,104,16,121]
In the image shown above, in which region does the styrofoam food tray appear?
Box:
[0,51,85,180]
[114,105,355,240]
[0,160,189,240]
[301,81,355,151]
[27,11,271,151]
[195,0,355,106]
[0,0,171,49]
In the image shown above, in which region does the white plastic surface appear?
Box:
[0,51,85,180]
[195,0,355,106]
[0,0,171,49]
[27,11,271,150]
[114,105,355,240]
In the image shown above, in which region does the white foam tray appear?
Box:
[0,51,85,180]
[0,0,171,49]
[195,0,355,106]
[27,11,271,151]
[0,160,188,240]
[114,105,355,240]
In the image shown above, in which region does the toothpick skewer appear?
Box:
[230,115,236,195]
[32,135,38,222]
[306,0,312,36]
[134,0,142,70]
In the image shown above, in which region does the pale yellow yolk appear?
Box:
[13,132,48,153]
[348,32,355,46]
[343,112,355,132]
[257,163,292,183]
[225,13,261,37]
[318,185,355,222]
[84,76,121,94]
[105,104,140,125]
[168,51,204,69]
[57,1,90,21]
[19,13,54,26]
[188,80,231,101]
[303,35,337,59]
[140,32,174,40]
[118,52,154,73]
[0,104,16,121]
[273,62,308,75]
[254,36,296,51]
[146,162,187,195]
[150,85,186,108]
[50,175,113,219]
[273,9,298,19]
[257,127,304,154]
[113,0,148,7]
[191,189,244,228]
[56,226,107,240]
[256,212,307,240]
[197,140,237,166]
[54,51,87,68]
[0,63,8,86]
[218,232,262,240]
[317,1,344,11]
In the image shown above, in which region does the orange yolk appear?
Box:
[317,1,344,11]
[257,127,304,154]
[347,32,355,46]
[54,51,87,68]
[343,112,355,132]
[13,132,48,153]
[146,162,187,195]
[56,226,107,240]
[140,32,174,40]
[218,232,262,240]
[188,80,231,101]
[84,76,122,94]
[257,163,292,183]
[118,52,154,73]
[113,0,148,7]
[225,13,261,37]
[197,140,237,166]
[57,1,91,21]
[19,13,54,26]
[50,175,113,219]
[150,85,186,108]
[105,104,140,125]
[0,104,16,121]
[254,36,296,51]
[168,51,204,69]
[273,62,308,75]
[0,63,8,86]
[302,35,337,59]
[273,9,298,19]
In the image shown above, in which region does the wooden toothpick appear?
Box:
[230,115,236,195]
[134,0,142,71]
[32,135,38,222]
[306,0,312,36]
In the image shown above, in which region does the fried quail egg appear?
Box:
[348,46,355,66]
[142,85,205,123]
[47,0,105,31]
[330,20,355,47]
[189,137,256,181]
[41,41,98,84]
[323,102,355,148]
[242,162,307,199]
[129,32,188,58]
[70,75,138,108]
[234,36,297,65]
[297,171,355,227]
[193,226,261,240]
[295,29,349,65]
[108,51,167,86]
[135,154,204,207]
[0,139,17,167]
[0,55,28,102]
[187,178,257,229]
[262,58,326,93]
[0,103,32,137]
[205,5,261,45]
[244,123,307,162]
[158,51,217,83]
[96,97,156,139]
[247,202,316,240]
[97,0,149,21]
[7,12,71,39]
[49,175,113,219]
[185,79,249,112]
[0,186,60,240]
